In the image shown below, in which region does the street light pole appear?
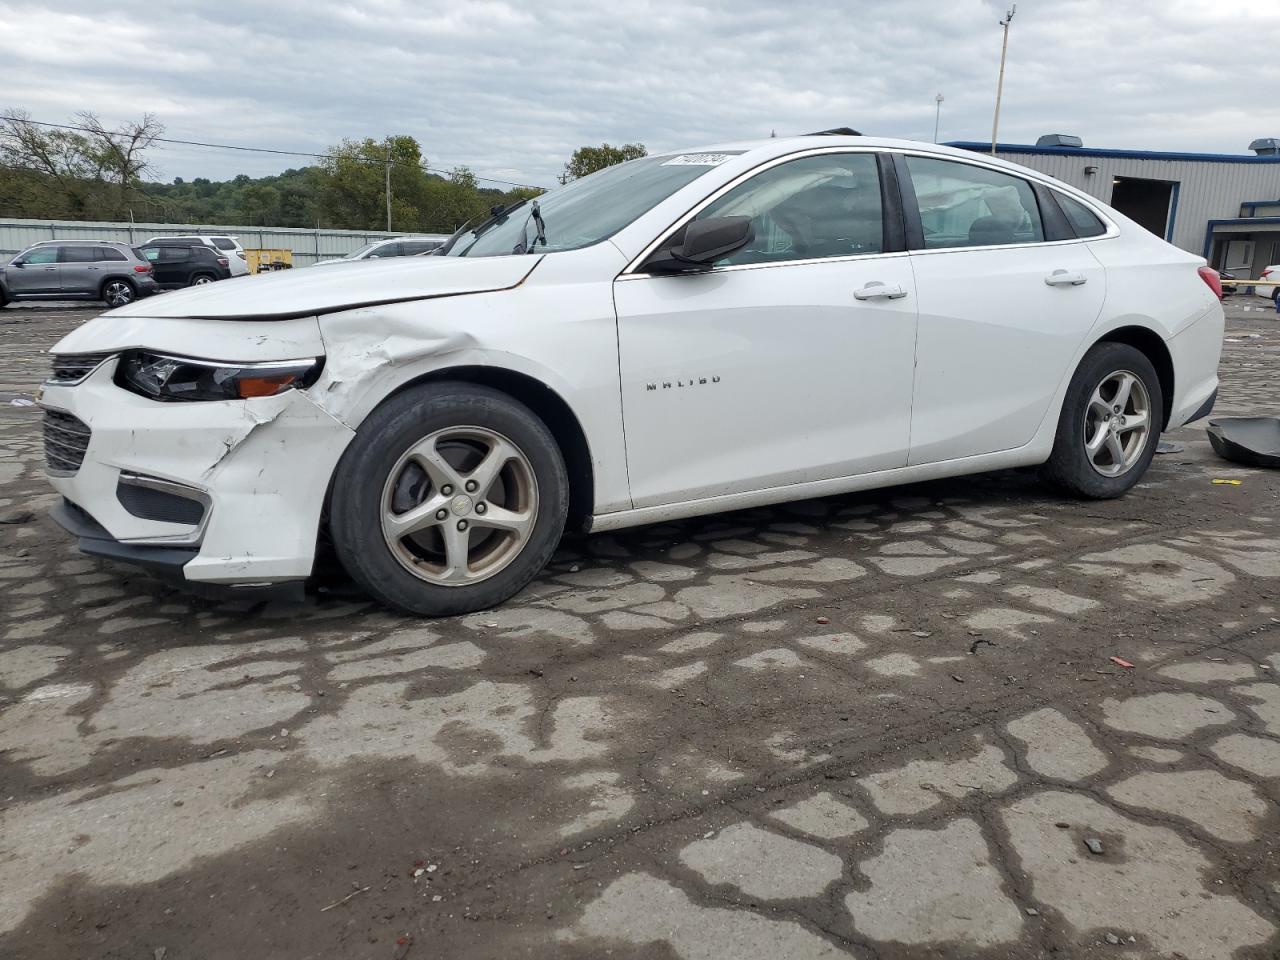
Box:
[991,4,1016,155]
[933,92,945,143]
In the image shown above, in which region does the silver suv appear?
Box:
[0,240,158,308]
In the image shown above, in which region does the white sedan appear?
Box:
[40,135,1224,615]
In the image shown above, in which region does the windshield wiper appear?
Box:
[512,201,547,255]
[438,199,530,256]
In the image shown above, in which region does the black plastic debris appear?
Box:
[1206,417,1280,468]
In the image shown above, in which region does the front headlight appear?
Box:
[116,351,323,402]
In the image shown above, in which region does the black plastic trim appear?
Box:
[891,153,925,250]
[876,153,907,253]
[51,499,197,572]
[1033,182,1075,241]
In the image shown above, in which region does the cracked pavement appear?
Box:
[0,299,1278,959]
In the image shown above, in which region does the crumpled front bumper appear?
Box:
[40,356,355,584]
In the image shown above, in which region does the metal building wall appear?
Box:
[0,218,413,266]
[984,151,1280,256]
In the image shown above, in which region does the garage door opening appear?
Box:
[1110,177,1177,240]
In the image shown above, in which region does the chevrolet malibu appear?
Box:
[40,134,1224,615]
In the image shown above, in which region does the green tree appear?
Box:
[561,142,646,182]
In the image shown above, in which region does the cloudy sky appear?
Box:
[2,0,1277,188]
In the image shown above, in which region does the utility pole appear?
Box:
[991,4,1015,155]
[933,92,945,143]
[384,146,393,232]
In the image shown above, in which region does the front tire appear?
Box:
[101,279,136,307]
[329,382,569,616]
[1042,342,1163,498]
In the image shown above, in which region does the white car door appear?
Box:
[897,154,1106,465]
[614,150,919,508]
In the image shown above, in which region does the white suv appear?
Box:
[146,235,248,276]
[313,236,447,266]
[1261,264,1279,303]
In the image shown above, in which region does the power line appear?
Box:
[0,115,545,190]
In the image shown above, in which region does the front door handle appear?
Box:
[854,282,908,300]
[1045,269,1087,286]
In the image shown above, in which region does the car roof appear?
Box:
[31,238,128,246]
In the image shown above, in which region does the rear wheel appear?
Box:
[1042,342,1163,498]
[329,382,568,616]
[189,273,216,286]
[101,279,136,307]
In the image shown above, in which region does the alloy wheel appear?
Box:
[104,282,134,307]
[192,276,213,285]
[380,426,538,586]
[1082,370,1151,477]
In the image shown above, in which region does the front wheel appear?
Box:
[329,382,568,616]
[101,279,136,307]
[1042,342,1163,499]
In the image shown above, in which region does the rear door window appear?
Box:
[1055,192,1108,238]
[97,247,127,261]
[904,156,1044,249]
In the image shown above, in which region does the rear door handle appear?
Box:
[1045,269,1087,286]
[854,282,908,300]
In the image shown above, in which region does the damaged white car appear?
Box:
[40,134,1224,615]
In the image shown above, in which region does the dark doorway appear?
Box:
[1110,177,1176,239]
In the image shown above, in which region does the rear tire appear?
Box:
[1042,342,1163,499]
[101,279,136,307]
[189,273,216,286]
[329,382,569,616]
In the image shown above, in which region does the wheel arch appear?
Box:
[98,275,137,297]
[383,365,596,532]
[1092,325,1174,428]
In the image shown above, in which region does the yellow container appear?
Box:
[245,248,293,274]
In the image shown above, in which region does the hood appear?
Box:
[108,253,542,321]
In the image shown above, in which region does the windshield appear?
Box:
[344,242,381,259]
[446,152,744,258]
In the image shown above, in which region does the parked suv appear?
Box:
[146,234,248,276]
[0,240,156,307]
[138,243,233,289]
[313,235,447,266]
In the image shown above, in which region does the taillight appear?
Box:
[217,257,229,267]
[133,264,152,274]
[1197,266,1223,300]
[1262,268,1273,279]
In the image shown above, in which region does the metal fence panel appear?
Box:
[0,218,421,267]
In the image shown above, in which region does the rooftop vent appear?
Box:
[1249,138,1280,156]
[1036,134,1083,148]
[806,127,862,137]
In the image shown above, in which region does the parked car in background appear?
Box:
[0,240,155,307]
[146,235,248,276]
[1261,264,1279,303]
[138,243,232,289]
[313,236,447,266]
[1217,269,1237,296]
[41,135,1224,617]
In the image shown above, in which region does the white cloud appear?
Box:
[1,0,1277,186]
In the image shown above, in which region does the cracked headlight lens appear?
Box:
[117,351,323,402]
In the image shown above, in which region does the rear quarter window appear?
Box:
[211,238,237,250]
[98,247,127,261]
[1055,192,1108,238]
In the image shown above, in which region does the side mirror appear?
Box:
[646,216,754,273]
[11,261,24,268]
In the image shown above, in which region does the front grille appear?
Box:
[48,352,113,385]
[116,480,206,526]
[43,409,92,474]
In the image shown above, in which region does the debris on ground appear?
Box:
[1025,907,1040,916]
[1085,837,1105,855]
[8,397,34,407]
[815,616,830,624]
[1207,417,1280,468]
[1156,440,1185,454]
[319,884,370,912]
[1210,478,1243,486]
[968,637,996,654]
[1109,656,1135,669]
[1105,932,1121,945]
[0,510,34,524]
